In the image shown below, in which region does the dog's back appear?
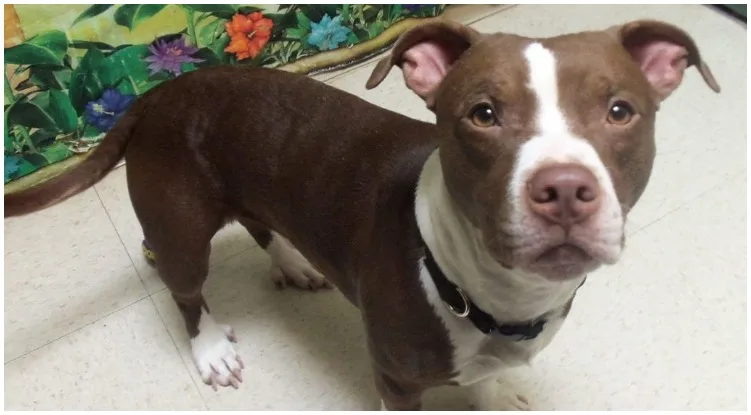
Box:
[122,67,435,289]
[4,65,437,302]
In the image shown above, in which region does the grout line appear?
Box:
[146,295,211,410]
[145,244,267,409]
[6,294,210,409]
[144,243,264,299]
[39,182,210,406]
[5,186,158,365]
[92,185,150,293]
[629,169,745,237]
[91,182,249,408]
[92,179,263,295]
[4,292,150,366]
[468,4,519,21]
[149,285,168,296]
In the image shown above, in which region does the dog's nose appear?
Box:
[526,164,601,228]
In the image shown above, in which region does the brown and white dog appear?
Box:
[5,19,718,410]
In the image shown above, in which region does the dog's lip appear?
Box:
[524,242,597,280]
[534,243,593,264]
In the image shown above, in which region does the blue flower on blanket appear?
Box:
[403,5,433,12]
[84,89,136,133]
[307,14,352,51]
[4,154,22,182]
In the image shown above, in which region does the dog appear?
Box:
[5,19,718,410]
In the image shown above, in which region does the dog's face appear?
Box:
[368,20,719,281]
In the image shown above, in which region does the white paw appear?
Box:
[469,378,531,411]
[191,310,244,390]
[268,232,331,290]
[492,392,530,411]
[473,392,530,411]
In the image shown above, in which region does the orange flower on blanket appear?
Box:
[224,12,274,60]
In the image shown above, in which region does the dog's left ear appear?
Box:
[366,20,482,110]
[609,20,720,101]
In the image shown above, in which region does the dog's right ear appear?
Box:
[366,20,482,109]
[607,19,720,101]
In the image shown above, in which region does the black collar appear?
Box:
[423,246,585,341]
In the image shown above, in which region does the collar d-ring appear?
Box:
[444,287,470,317]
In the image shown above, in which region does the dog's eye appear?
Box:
[470,104,498,128]
[607,101,634,125]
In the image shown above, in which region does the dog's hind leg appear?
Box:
[238,218,331,290]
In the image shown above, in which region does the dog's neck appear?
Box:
[415,151,585,323]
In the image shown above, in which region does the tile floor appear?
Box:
[3,4,746,411]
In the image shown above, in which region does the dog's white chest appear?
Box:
[417,264,565,386]
[450,317,565,385]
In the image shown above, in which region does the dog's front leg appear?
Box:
[467,376,530,411]
[373,369,424,411]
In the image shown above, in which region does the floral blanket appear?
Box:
[4,4,445,187]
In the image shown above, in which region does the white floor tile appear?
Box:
[628,97,745,231]
[4,188,146,362]
[4,298,205,410]
[94,166,258,294]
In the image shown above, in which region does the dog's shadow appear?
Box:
[205,246,473,410]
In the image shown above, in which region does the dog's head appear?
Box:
[368,20,719,281]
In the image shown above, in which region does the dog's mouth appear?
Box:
[522,241,602,281]
[537,243,592,264]
[528,243,597,281]
[496,217,625,281]
[483,216,624,281]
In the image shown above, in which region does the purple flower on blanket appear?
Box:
[145,35,204,76]
[84,89,135,133]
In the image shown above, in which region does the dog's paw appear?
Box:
[270,262,331,290]
[268,233,332,290]
[191,318,244,390]
[469,378,531,411]
[472,391,530,411]
[492,392,530,411]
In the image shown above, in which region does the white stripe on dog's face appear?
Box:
[507,43,624,270]
[424,32,661,282]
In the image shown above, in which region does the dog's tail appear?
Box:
[4,104,143,218]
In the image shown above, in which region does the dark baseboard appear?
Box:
[711,4,747,24]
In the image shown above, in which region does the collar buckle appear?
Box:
[443,287,470,318]
[423,245,565,341]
